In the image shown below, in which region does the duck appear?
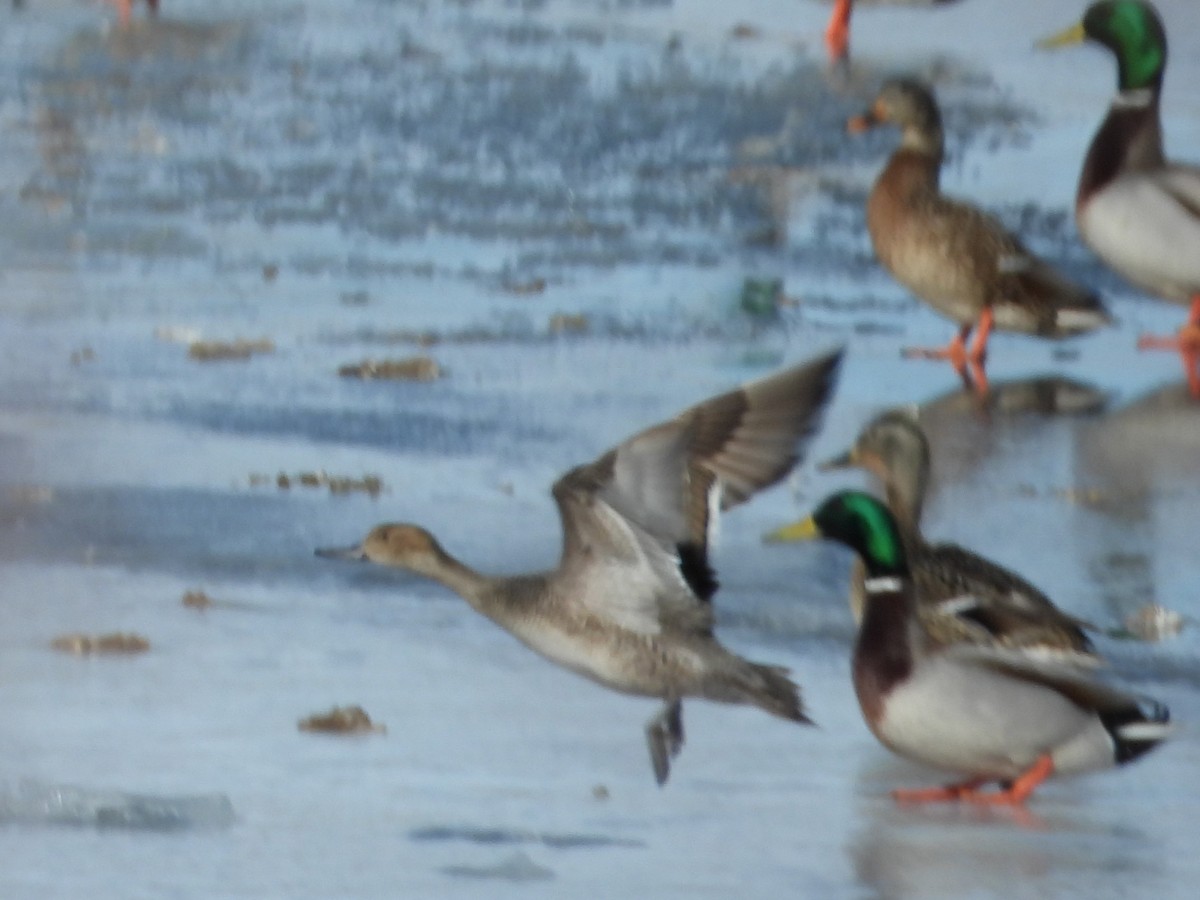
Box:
[316,350,844,786]
[849,78,1111,394]
[780,490,1170,804]
[1038,1,1200,397]
[776,408,1097,657]
[822,1,962,65]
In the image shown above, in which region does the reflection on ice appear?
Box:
[920,373,1109,430]
[1072,380,1200,631]
[849,803,1165,900]
[439,851,555,882]
[0,779,235,831]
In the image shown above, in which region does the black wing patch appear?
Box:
[677,542,718,602]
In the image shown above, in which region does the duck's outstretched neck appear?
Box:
[410,543,497,611]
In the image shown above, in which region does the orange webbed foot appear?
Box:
[961,755,1054,806]
[892,756,1053,807]
[824,0,852,62]
[1136,321,1200,400]
[892,778,987,804]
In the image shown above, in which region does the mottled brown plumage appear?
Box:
[819,408,1097,658]
[851,79,1109,388]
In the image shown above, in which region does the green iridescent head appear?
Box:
[1041,1,1167,92]
[1088,0,1167,90]
[767,491,907,577]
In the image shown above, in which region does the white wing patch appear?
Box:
[706,478,723,550]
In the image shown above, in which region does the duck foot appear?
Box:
[892,778,987,804]
[825,0,852,63]
[960,755,1055,805]
[1136,296,1200,399]
[645,699,685,787]
[903,310,993,397]
[892,755,1054,806]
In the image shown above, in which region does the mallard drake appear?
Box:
[784,409,1097,656]
[849,79,1111,393]
[1038,1,1200,397]
[823,1,962,64]
[317,350,843,785]
[782,490,1170,804]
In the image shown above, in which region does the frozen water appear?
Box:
[0,779,235,831]
[1,0,1199,898]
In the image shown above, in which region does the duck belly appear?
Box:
[1079,175,1200,302]
[873,655,1112,779]
[878,239,985,326]
[513,620,700,699]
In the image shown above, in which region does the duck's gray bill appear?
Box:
[817,450,855,472]
[315,544,367,561]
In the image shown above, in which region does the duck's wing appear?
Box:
[552,349,843,635]
[916,541,1098,654]
[942,642,1156,717]
[919,585,1100,666]
[1156,163,1200,214]
[924,195,1108,331]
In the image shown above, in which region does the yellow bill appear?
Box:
[763,517,821,543]
[1036,21,1086,50]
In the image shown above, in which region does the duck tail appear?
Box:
[744,663,814,726]
[1103,696,1172,765]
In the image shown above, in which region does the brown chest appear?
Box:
[852,592,915,729]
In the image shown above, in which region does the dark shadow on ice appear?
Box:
[411,823,643,850]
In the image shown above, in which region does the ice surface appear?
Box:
[1,0,1199,898]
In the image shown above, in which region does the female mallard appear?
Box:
[1038,1,1200,397]
[850,79,1110,393]
[786,409,1096,656]
[317,350,843,785]
[786,490,1170,804]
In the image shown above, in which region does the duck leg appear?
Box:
[959,754,1055,805]
[903,323,971,372]
[965,307,994,368]
[645,699,685,786]
[903,310,993,395]
[892,753,1054,806]
[1136,295,1200,399]
[825,0,852,62]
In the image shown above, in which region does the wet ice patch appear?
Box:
[0,779,235,831]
